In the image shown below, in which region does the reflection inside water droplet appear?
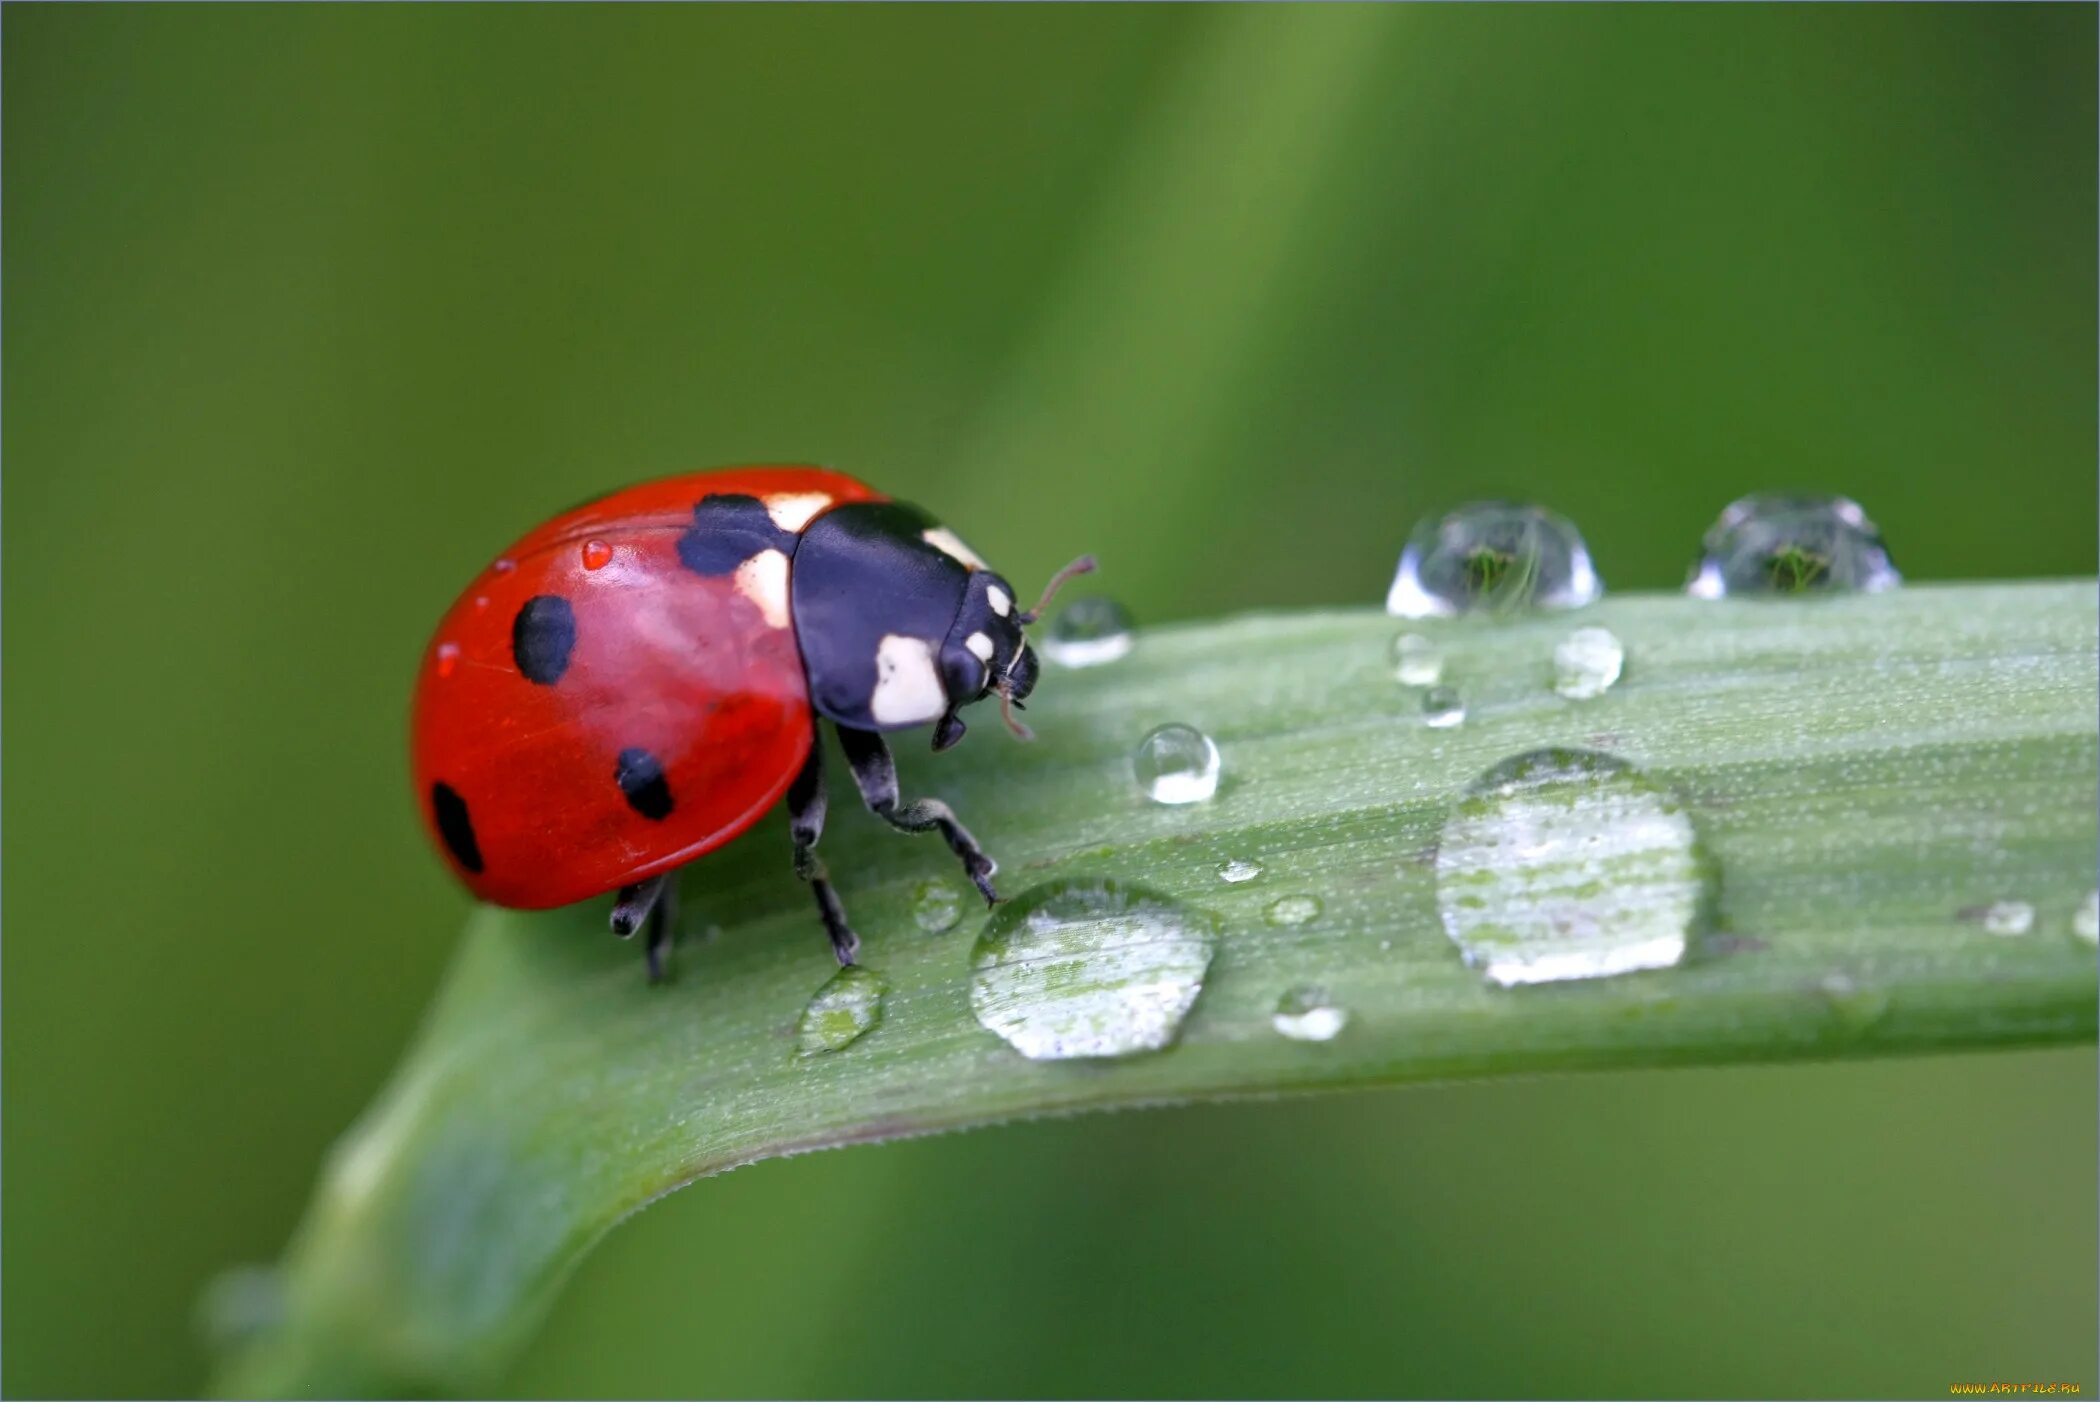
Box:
[1422,687,1466,729]
[969,880,1218,1061]
[1553,626,1624,699]
[582,539,614,570]
[1042,596,1134,668]
[1386,502,1601,618]
[1134,723,1221,804]
[1271,986,1348,1041]
[1435,747,1709,986]
[1685,493,1899,598]
[796,966,887,1055]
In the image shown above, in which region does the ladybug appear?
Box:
[411,465,1092,980]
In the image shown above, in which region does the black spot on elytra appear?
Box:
[615,747,675,820]
[677,493,797,576]
[431,782,484,873]
[512,595,576,684]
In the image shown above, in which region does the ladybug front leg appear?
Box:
[835,725,1000,906]
[611,873,680,983]
[786,741,862,967]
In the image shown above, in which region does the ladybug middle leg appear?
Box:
[835,725,1000,906]
[786,741,862,967]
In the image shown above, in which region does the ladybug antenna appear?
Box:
[997,684,1035,742]
[1018,554,1098,626]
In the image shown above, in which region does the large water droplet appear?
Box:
[1134,723,1221,804]
[1553,626,1624,700]
[2073,891,2098,944]
[434,641,461,679]
[1685,493,1900,598]
[1043,597,1134,668]
[1271,986,1348,1041]
[1217,859,1262,884]
[1435,748,1709,987]
[1386,502,1602,618]
[1817,973,1890,1035]
[581,538,614,571]
[911,879,964,933]
[1422,687,1466,729]
[1266,894,1322,926]
[796,966,887,1055]
[1975,900,2036,937]
[969,880,1217,1060]
[1390,632,1444,686]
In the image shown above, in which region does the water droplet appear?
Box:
[910,879,964,933]
[582,538,614,570]
[1977,900,2036,937]
[1435,748,1709,987]
[196,1265,285,1350]
[1266,894,1321,926]
[1042,596,1134,668]
[1217,859,1262,884]
[1421,687,1466,729]
[1389,632,1444,686]
[1378,939,1393,952]
[796,966,886,1055]
[1553,626,1625,700]
[2073,891,2098,944]
[1685,493,1899,598]
[492,557,517,575]
[1134,724,1221,804]
[472,594,491,613]
[434,641,461,678]
[969,880,1217,1060]
[1386,502,1601,618]
[1272,986,1349,1042]
[1818,973,1890,1035]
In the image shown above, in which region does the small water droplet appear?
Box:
[1553,626,1624,700]
[582,538,614,570]
[1134,724,1221,804]
[1436,747,1709,986]
[969,880,1217,1060]
[1818,973,1890,1035]
[1266,894,1321,926]
[472,594,491,613]
[2073,891,2098,943]
[434,642,461,678]
[1977,900,2036,937]
[910,879,963,933]
[1217,859,1262,884]
[1271,986,1348,1041]
[492,557,517,574]
[796,966,886,1055]
[1386,502,1601,618]
[1042,596,1134,668]
[1390,632,1444,686]
[196,1265,285,1350]
[1378,938,1393,952]
[1685,493,1899,598]
[1422,687,1466,729]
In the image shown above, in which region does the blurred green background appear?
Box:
[6,5,2095,1398]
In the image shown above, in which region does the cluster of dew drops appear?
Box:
[795,493,2096,1065]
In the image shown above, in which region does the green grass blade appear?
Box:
[213,582,2099,1397]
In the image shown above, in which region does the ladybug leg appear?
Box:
[787,741,862,966]
[611,873,681,981]
[835,725,1000,906]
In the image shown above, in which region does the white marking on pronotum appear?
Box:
[870,634,946,726]
[986,585,1012,618]
[923,527,987,571]
[965,631,995,661]
[765,492,833,533]
[734,548,792,629]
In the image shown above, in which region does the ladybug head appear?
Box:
[934,555,1095,750]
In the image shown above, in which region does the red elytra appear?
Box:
[410,466,885,910]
